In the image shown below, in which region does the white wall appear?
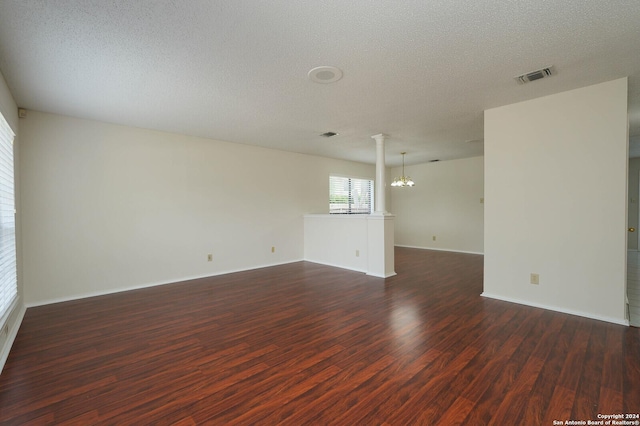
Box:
[392,156,484,254]
[0,70,25,373]
[304,214,396,278]
[484,78,628,325]
[628,157,640,250]
[20,111,375,305]
[304,215,369,273]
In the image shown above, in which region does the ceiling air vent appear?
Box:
[515,66,554,84]
[320,132,338,137]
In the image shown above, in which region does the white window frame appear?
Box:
[329,175,374,215]
[0,111,16,328]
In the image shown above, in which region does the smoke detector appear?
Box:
[515,66,555,84]
[308,66,343,84]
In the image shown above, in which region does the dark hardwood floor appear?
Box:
[0,247,638,425]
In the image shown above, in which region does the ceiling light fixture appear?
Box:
[308,66,343,84]
[391,152,415,187]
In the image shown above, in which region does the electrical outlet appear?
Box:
[207,254,213,262]
[356,250,360,257]
[271,246,275,253]
[432,236,436,241]
[530,273,539,285]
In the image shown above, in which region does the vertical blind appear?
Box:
[329,176,373,214]
[0,111,16,324]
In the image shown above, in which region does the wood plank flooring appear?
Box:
[0,247,638,424]
[628,250,640,326]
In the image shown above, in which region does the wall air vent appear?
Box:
[515,66,554,84]
[320,132,338,137]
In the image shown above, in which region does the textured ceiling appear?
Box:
[0,0,639,166]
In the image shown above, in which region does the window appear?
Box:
[0,111,16,325]
[329,176,373,214]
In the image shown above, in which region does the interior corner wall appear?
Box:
[19,111,375,306]
[483,78,628,325]
[391,156,484,254]
[628,157,640,251]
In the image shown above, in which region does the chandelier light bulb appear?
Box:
[391,152,415,188]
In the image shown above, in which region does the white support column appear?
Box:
[367,215,396,278]
[367,133,395,278]
[371,133,387,215]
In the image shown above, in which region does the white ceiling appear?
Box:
[0,0,639,166]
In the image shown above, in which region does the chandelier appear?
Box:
[391,152,415,187]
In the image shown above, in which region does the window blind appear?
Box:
[0,111,16,324]
[329,176,373,214]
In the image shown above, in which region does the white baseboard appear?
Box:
[367,271,397,278]
[302,259,367,275]
[0,303,26,374]
[303,260,396,278]
[481,292,629,326]
[395,244,484,255]
[25,259,304,308]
